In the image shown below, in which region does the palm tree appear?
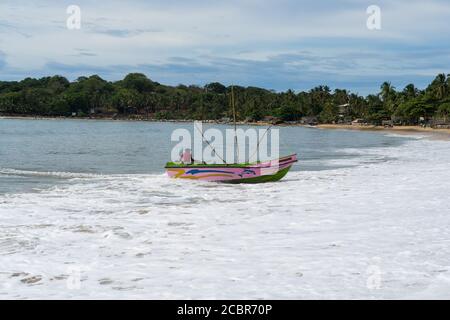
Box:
[432,74,447,99]
[379,82,397,115]
[402,84,418,99]
[380,82,395,102]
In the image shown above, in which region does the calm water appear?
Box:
[0,118,409,194]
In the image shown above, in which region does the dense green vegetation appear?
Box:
[1,73,449,125]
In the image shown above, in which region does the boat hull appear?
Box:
[165,154,297,183]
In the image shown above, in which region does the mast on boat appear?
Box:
[195,85,239,165]
[200,86,206,163]
[231,85,239,164]
[194,86,227,164]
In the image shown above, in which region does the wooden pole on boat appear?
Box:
[231,85,239,163]
[201,86,206,163]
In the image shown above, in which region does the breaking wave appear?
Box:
[0,168,105,179]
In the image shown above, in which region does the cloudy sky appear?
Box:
[0,0,449,94]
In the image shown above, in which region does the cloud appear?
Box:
[0,0,449,94]
[10,45,443,95]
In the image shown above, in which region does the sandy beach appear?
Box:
[316,124,450,139]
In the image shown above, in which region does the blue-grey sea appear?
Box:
[0,118,408,194]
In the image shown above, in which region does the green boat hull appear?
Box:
[221,165,292,184]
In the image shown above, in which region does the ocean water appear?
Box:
[0,119,404,194]
[0,118,449,299]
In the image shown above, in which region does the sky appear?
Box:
[0,0,449,95]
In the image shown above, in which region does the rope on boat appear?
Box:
[194,122,228,164]
[249,125,273,162]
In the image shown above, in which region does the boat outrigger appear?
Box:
[165,86,298,183]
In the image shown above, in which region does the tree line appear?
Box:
[0,73,449,125]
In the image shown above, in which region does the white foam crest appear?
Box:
[0,168,167,181]
[0,168,104,179]
[382,132,426,139]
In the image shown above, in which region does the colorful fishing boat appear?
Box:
[165,86,297,183]
[165,154,297,183]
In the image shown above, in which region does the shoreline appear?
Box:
[0,115,277,126]
[2,115,449,138]
[316,123,450,140]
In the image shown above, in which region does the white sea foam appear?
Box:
[0,168,105,179]
[0,138,449,299]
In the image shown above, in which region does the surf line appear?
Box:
[177,304,211,318]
